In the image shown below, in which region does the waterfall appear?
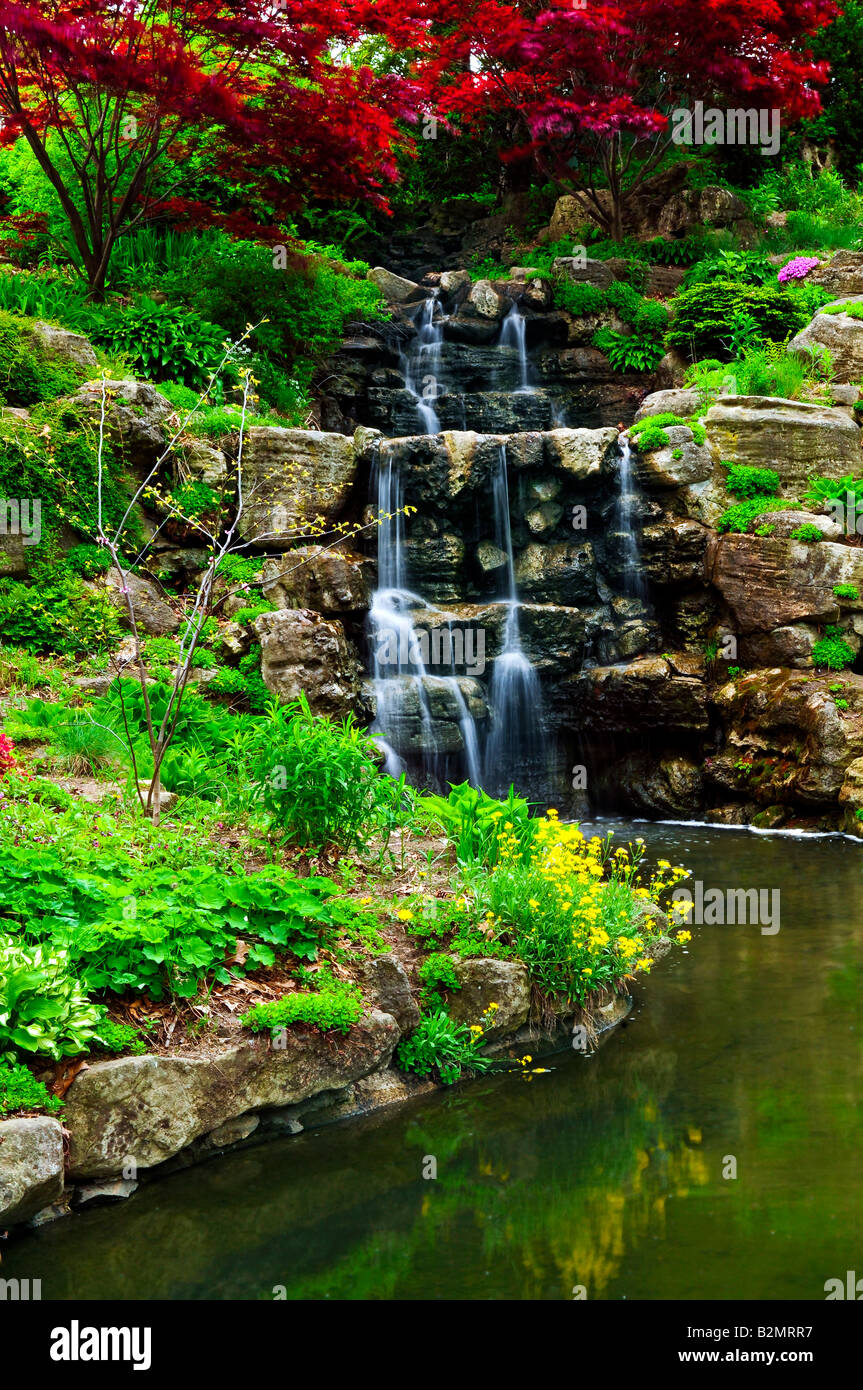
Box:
[499,304,533,393]
[616,435,646,598]
[400,293,444,434]
[368,427,482,788]
[481,445,543,794]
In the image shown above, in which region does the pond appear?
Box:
[5,822,862,1300]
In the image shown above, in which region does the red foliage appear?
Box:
[0,732,17,778]
[421,0,841,235]
[0,1,431,290]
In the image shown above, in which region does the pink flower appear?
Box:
[777,256,820,283]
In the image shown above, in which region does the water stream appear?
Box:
[9,822,860,1300]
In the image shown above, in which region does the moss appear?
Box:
[0,310,85,407]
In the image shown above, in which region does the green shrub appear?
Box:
[833,584,860,600]
[821,300,863,320]
[813,627,856,670]
[0,571,123,655]
[417,782,535,867]
[0,1059,63,1115]
[97,300,228,389]
[717,498,798,533]
[394,1007,494,1085]
[0,934,105,1059]
[93,1019,149,1056]
[418,951,462,1000]
[65,544,113,579]
[554,280,606,316]
[241,975,364,1037]
[247,693,406,851]
[665,280,807,358]
[724,464,781,499]
[790,522,824,542]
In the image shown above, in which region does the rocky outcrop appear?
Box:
[568,656,709,733]
[239,427,359,545]
[255,607,364,718]
[446,958,531,1040]
[366,267,425,304]
[70,379,172,472]
[0,1117,64,1226]
[703,397,860,490]
[706,533,863,634]
[30,321,98,371]
[104,567,180,635]
[788,298,863,383]
[808,250,863,299]
[62,1011,400,1179]
[261,546,371,613]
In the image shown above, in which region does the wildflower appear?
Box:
[676,929,692,943]
[396,908,414,923]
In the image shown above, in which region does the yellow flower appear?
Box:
[676,929,692,943]
[396,908,414,922]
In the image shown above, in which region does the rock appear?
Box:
[135,780,176,814]
[745,508,842,541]
[0,1117,64,1226]
[706,533,863,634]
[659,185,746,236]
[200,1114,260,1150]
[514,541,597,605]
[62,1011,399,1178]
[104,567,180,635]
[548,195,588,240]
[839,755,863,833]
[739,623,819,668]
[30,320,98,370]
[520,276,554,311]
[255,607,363,718]
[634,388,700,422]
[605,750,705,815]
[809,251,863,299]
[70,379,172,472]
[632,425,713,489]
[0,531,28,578]
[641,520,709,587]
[217,621,251,659]
[73,1177,139,1207]
[465,278,509,321]
[180,438,229,486]
[788,298,863,382]
[525,500,564,536]
[446,959,531,1041]
[544,426,619,479]
[704,396,860,489]
[551,257,621,290]
[644,265,687,299]
[569,656,709,732]
[360,955,420,1036]
[439,269,472,299]
[238,428,358,545]
[261,546,370,613]
[367,267,425,304]
[477,541,508,574]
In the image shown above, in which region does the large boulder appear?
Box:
[62,1012,399,1179]
[0,1116,65,1226]
[634,388,701,422]
[808,251,863,299]
[788,299,863,383]
[261,546,371,613]
[238,428,358,546]
[446,958,531,1041]
[632,425,713,489]
[704,396,860,490]
[568,655,709,732]
[255,607,363,718]
[70,379,172,472]
[104,567,180,635]
[30,320,98,371]
[544,426,619,479]
[706,533,863,634]
[366,267,425,304]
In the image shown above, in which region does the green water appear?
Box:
[5,822,862,1300]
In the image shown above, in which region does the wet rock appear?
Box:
[641,520,709,587]
[104,567,180,635]
[632,425,713,489]
[465,278,509,321]
[524,500,565,536]
[704,397,860,489]
[62,1011,400,1179]
[255,608,363,718]
[200,1115,260,1150]
[570,656,709,732]
[446,959,531,1041]
[73,1177,140,1207]
[262,546,371,613]
[514,541,597,604]
[739,623,819,668]
[238,428,358,545]
[788,299,863,383]
[607,751,705,816]
[0,1117,64,1226]
[544,426,619,479]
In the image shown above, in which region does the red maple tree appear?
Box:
[0,0,425,295]
[425,0,840,239]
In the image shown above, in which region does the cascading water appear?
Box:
[481,445,544,794]
[400,292,444,434]
[616,435,646,598]
[499,304,533,394]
